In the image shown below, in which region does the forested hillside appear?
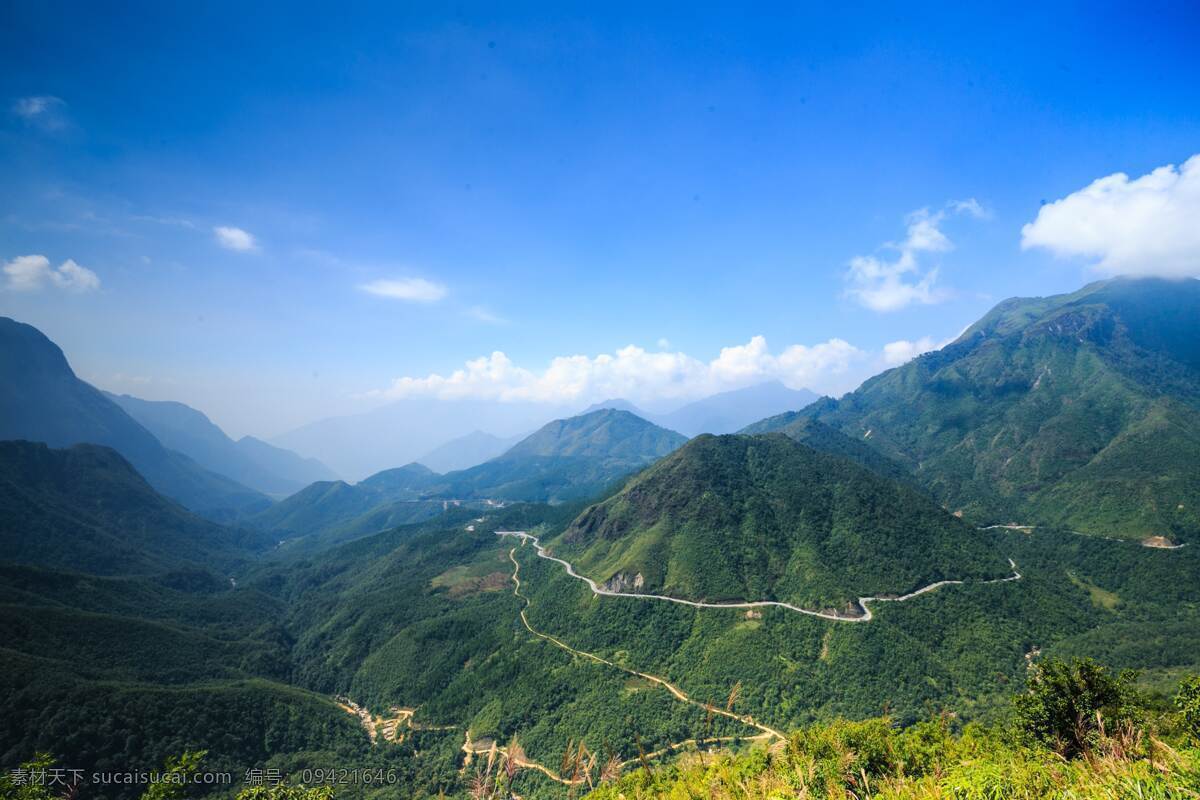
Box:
[0,441,272,576]
[749,278,1200,542]
[556,433,1003,611]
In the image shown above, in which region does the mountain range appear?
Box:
[0,317,269,520]
[750,278,1200,542]
[250,408,687,548]
[273,382,817,480]
[2,277,1199,798]
[105,391,338,496]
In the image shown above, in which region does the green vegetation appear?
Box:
[748,278,1200,542]
[556,433,1005,610]
[250,409,688,549]
[588,663,1200,800]
[4,286,1200,798]
[428,409,688,504]
[0,441,273,575]
[0,751,336,800]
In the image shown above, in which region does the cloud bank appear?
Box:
[1021,154,1200,278]
[844,199,988,312]
[3,255,100,293]
[369,336,866,404]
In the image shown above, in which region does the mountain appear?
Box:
[655,381,819,436]
[234,434,339,490]
[740,414,911,482]
[555,433,1006,612]
[503,408,685,461]
[436,408,688,503]
[253,410,686,544]
[750,278,1200,541]
[580,398,651,417]
[248,461,443,539]
[0,318,269,519]
[271,396,572,481]
[106,392,337,496]
[417,429,524,473]
[0,440,273,575]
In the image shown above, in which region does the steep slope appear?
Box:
[740,414,911,483]
[749,278,1200,541]
[0,441,272,576]
[0,318,269,519]
[417,430,523,472]
[656,381,818,436]
[106,392,336,495]
[440,409,688,502]
[555,433,1007,612]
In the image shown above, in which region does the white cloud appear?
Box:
[656,338,671,350]
[54,259,101,292]
[3,254,100,293]
[1021,155,1200,278]
[214,226,258,252]
[359,277,447,303]
[882,337,939,366]
[11,95,68,130]
[844,200,987,312]
[368,336,866,404]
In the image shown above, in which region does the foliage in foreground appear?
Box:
[0,751,333,800]
[587,661,1200,800]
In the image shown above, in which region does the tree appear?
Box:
[1013,657,1139,757]
[1176,675,1200,742]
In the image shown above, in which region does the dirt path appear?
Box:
[980,524,1188,549]
[498,531,1021,623]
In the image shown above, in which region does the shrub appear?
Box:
[1013,657,1140,757]
[1178,675,1200,742]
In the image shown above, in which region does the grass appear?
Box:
[1067,571,1122,610]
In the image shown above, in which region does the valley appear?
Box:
[2,278,1200,798]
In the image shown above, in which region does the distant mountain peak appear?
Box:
[581,398,648,416]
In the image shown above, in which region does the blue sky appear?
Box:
[2,2,1198,437]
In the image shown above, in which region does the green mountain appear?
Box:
[0,562,377,800]
[248,462,446,537]
[0,440,273,576]
[438,408,688,503]
[554,433,1006,611]
[106,392,337,496]
[748,278,1200,542]
[0,317,270,519]
[740,414,911,482]
[250,409,687,549]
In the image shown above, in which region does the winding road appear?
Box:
[497,530,1021,623]
[506,545,786,741]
